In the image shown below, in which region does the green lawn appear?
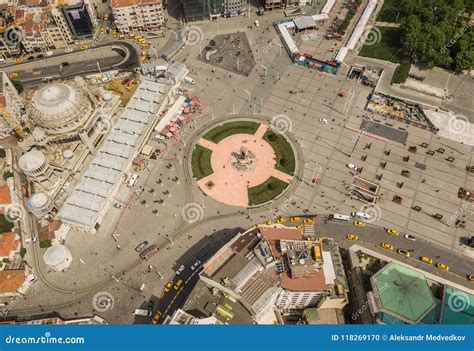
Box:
[0,216,14,234]
[359,27,411,84]
[248,177,289,206]
[191,144,214,180]
[202,121,260,143]
[376,0,402,22]
[263,130,296,175]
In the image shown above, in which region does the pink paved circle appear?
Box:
[196,124,293,207]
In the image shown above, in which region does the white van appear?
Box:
[184,76,195,85]
[127,173,139,187]
[133,309,152,317]
[0,58,5,64]
[351,211,371,220]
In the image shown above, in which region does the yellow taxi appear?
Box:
[103,14,109,21]
[276,217,287,224]
[9,72,18,79]
[174,279,184,291]
[347,234,359,240]
[290,217,301,223]
[151,311,162,324]
[164,280,173,293]
[419,256,433,264]
[265,220,274,225]
[129,33,136,39]
[385,228,399,236]
[80,44,90,50]
[15,57,23,63]
[304,218,315,225]
[100,27,105,34]
[467,275,474,282]
[295,225,304,230]
[353,220,365,227]
[112,29,118,38]
[397,249,410,257]
[380,242,394,251]
[435,263,449,271]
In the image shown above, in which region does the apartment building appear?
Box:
[0,71,25,138]
[183,0,246,21]
[111,0,165,35]
[194,225,348,323]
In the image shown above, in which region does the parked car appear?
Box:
[27,56,34,61]
[0,58,5,64]
[113,202,122,208]
[64,47,74,53]
[346,163,361,172]
[191,260,201,271]
[25,237,37,244]
[175,265,185,275]
[319,118,328,124]
[134,241,148,252]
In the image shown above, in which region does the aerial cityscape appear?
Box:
[0,0,472,329]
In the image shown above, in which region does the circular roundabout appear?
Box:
[191,119,296,207]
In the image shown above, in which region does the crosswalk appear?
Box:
[304,225,315,237]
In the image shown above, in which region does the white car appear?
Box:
[175,265,185,275]
[191,260,201,271]
[64,47,73,53]
[346,163,360,172]
[25,237,37,244]
[26,272,37,283]
[404,234,416,241]
[155,134,166,141]
[319,118,328,124]
[0,58,5,64]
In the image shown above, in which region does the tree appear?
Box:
[2,170,13,180]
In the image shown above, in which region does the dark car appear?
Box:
[37,54,44,59]
[134,241,148,252]
[61,62,69,66]
[27,56,34,61]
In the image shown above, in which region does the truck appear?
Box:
[184,76,195,85]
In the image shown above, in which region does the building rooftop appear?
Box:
[0,232,19,257]
[111,0,160,8]
[0,270,25,293]
[0,185,11,205]
[182,280,254,324]
[57,79,171,230]
[371,262,436,323]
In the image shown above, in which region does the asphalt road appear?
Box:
[133,229,242,324]
[2,41,139,87]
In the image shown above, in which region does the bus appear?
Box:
[140,244,159,259]
[127,173,139,187]
[328,213,350,222]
